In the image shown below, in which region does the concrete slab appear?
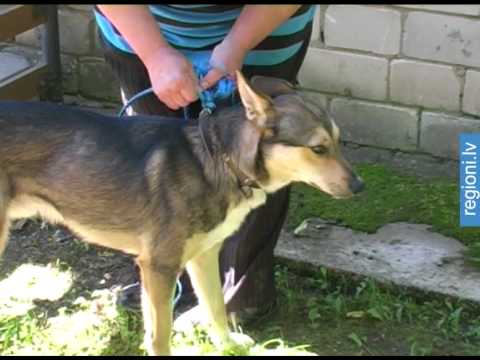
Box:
[275,219,480,303]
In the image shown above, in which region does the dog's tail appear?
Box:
[0,172,10,256]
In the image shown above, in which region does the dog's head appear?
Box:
[233,71,364,199]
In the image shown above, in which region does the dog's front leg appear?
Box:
[186,242,231,346]
[0,172,11,255]
[137,258,177,356]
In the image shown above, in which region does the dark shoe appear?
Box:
[116,281,276,325]
[173,291,197,316]
[116,282,142,311]
[229,299,277,327]
[116,281,196,313]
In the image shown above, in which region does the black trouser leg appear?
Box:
[98,23,312,312]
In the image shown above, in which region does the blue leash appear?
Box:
[118,52,237,118]
[118,77,236,119]
[118,86,195,122]
[118,55,237,307]
[173,277,183,306]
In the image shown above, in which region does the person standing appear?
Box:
[94,4,315,320]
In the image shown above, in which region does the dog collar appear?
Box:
[222,154,260,199]
[198,110,259,199]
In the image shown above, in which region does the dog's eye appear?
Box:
[311,145,328,155]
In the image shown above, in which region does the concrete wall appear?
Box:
[301,4,480,163]
[8,4,480,170]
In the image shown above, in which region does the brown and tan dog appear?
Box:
[0,71,363,355]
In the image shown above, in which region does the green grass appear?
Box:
[288,163,480,264]
[254,263,480,356]
[2,261,479,356]
[0,263,315,356]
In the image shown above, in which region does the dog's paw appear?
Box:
[173,305,207,333]
[228,332,255,347]
[218,332,255,355]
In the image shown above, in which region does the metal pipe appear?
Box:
[41,4,62,102]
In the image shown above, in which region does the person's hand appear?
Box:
[200,39,248,90]
[144,46,199,110]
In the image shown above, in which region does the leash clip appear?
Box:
[199,106,213,120]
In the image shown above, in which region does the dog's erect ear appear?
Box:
[250,76,296,98]
[233,71,274,182]
[235,70,275,129]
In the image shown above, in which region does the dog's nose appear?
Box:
[349,175,365,194]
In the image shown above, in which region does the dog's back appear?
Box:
[0,101,189,162]
[0,102,202,253]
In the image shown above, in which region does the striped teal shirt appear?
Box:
[94,5,315,67]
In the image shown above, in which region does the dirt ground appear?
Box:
[0,219,137,301]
